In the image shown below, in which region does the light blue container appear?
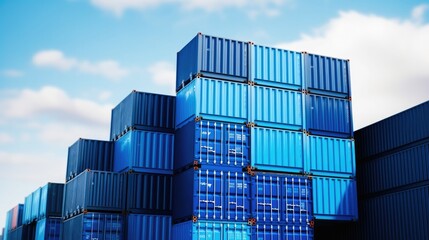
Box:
[126,214,171,239]
[39,183,64,219]
[23,188,42,224]
[35,217,61,240]
[252,224,314,240]
[23,194,33,224]
[172,220,251,240]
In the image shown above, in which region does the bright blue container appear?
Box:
[39,183,64,219]
[114,130,174,174]
[66,139,113,181]
[110,90,175,140]
[172,220,251,240]
[126,172,173,214]
[173,168,250,222]
[126,214,171,239]
[62,212,123,240]
[35,217,61,240]
[5,204,23,232]
[23,194,32,224]
[23,188,42,224]
[176,33,249,91]
[252,224,314,240]
[175,120,249,171]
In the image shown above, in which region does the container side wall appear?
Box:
[126,214,171,239]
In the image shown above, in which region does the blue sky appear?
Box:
[1,0,429,229]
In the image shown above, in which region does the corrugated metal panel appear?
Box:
[110,91,175,140]
[252,45,303,90]
[126,214,171,239]
[251,127,304,173]
[7,226,22,240]
[252,224,282,240]
[172,220,251,240]
[176,77,249,128]
[355,101,429,160]
[312,177,358,221]
[114,130,174,174]
[30,188,42,223]
[62,212,123,240]
[126,173,173,214]
[39,183,64,219]
[176,33,249,91]
[175,120,249,171]
[306,94,353,138]
[252,86,303,130]
[35,218,61,240]
[307,135,356,177]
[304,53,351,98]
[283,225,314,240]
[23,194,32,224]
[6,204,23,231]
[66,139,113,182]
[63,170,126,218]
[173,168,250,222]
[358,143,429,196]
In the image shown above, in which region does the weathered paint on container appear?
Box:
[306,94,353,138]
[126,214,171,239]
[251,127,304,173]
[35,217,61,240]
[175,120,249,171]
[306,135,356,177]
[312,177,358,221]
[66,139,113,182]
[114,130,174,174]
[63,170,126,219]
[176,77,249,128]
[304,53,351,98]
[252,86,303,131]
[39,183,64,219]
[176,33,249,91]
[126,173,173,214]
[62,212,123,240]
[172,220,251,240]
[110,91,175,140]
[173,168,250,222]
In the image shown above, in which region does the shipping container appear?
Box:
[306,135,356,177]
[39,183,64,219]
[252,224,314,240]
[173,168,250,222]
[110,91,175,140]
[126,172,173,214]
[306,94,353,138]
[251,86,303,131]
[62,212,123,240]
[7,226,22,240]
[176,33,249,91]
[66,139,113,181]
[252,45,303,90]
[35,217,61,240]
[23,194,32,224]
[250,127,304,173]
[7,224,34,240]
[126,214,171,239]
[23,188,42,224]
[5,204,23,232]
[312,177,357,221]
[355,100,429,161]
[304,53,351,98]
[175,120,249,171]
[176,77,249,128]
[172,220,251,240]
[63,170,126,218]
[114,130,174,174]
[283,225,314,240]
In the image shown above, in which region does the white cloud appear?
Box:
[147,61,176,95]
[0,133,13,144]
[276,9,429,129]
[98,91,112,101]
[412,4,428,23]
[2,69,24,78]
[32,50,129,80]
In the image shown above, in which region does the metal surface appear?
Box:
[114,130,174,174]
[176,77,249,128]
[252,224,314,240]
[5,205,23,232]
[172,220,251,240]
[23,194,32,224]
[126,214,171,239]
[35,218,61,240]
[23,188,42,224]
[39,183,64,219]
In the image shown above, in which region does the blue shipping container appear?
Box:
[63,170,126,218]
[23,194,32,224]
[252,224,314,240]
[172,220,251,240]
[175,120,249,171]
[126,214,171,239]
[173,168,250,222]
[62,212,123,240]
[114,130,174,174]
[23,188,42,224]
[39,183,64,219]
[5,204,23,231]
[110,91,175,140]
[66,138,113,181]
[176,33,249,91]
[35,218,61,240]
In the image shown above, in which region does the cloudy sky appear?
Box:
[1,0,428,229]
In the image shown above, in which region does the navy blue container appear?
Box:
[175,120,249,171]
[126,214,171,239]
[62,212,123,240]
[39,183,64,219]
[66,139,113,181]
[110,91,175,140]
[35,217,61,240]
[252,224,314,240]
[176,33,249,91]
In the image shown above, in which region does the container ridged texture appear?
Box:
[252,45,303,90]
[110,91,175,140]
[114,130,174,174]
[23,195,32,225]
[35,217,61,240]
[172,220,251,240]
[5,204,23,232]
[176,33,249,91]
[23,188,42,224]
[176,78,249,128]
[7,226,22,240]
[252,224,314,240]
[307,135,356,177]
[251,127,303,173]
[126,214,171,239]
[39,183,64,219]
